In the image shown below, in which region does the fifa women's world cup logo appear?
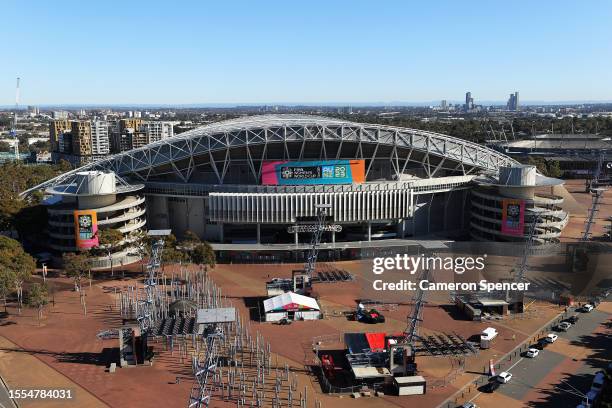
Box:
[78,214,94,238]
[506,203,520,226]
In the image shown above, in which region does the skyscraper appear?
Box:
[465,92,474,110]
[507,92,520,111]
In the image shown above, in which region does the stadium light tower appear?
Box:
[304,203,332,279]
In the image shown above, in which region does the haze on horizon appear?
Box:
[1,0,611,106]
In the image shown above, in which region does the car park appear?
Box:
[544,333,558,343]
[496,372,513,383]
[525,348,540,358]
[557,321,572,331]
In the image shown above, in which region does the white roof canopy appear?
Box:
[263,292,320,313]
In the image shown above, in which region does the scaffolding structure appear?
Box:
[189,326,224,408]
[582,153,607,242]
[303,203,331,279]
[137,231,167,334]
[405,267,430,346]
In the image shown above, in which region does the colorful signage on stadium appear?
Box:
[74,210,99,249]
[501,199,525,236]
[261,160,365,185]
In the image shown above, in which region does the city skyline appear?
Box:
[1,0,612,105]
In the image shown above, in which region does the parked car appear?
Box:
[545,334,558,343]
[582,304,594,312]
[526,348,540,358]
[585,389,599,404]
[356,307,385,324]
[557,322,572,331]
[565,314,580,324]
[460,403,477,408]
[482,380,500,393]
[496,372,513,383]
[591,372,605,393]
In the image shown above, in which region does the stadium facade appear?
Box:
[27,115,568,261]
[45,171,146,268]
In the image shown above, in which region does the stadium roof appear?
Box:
[22,114,518,197]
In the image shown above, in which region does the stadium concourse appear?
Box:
[25,114,569,263]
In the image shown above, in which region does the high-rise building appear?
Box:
[91,121,110,156]
[119,118,144,134]
[140,121,174,143]
[71,120,93,156]
[440,100,448,109]
[506,91,520,111]
[49,119,71,152]
[58,132,73,154]
[465,92,474,110]
[52,111,69,120]
[28,106,40,116]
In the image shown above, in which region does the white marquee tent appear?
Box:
[263,292,321,322]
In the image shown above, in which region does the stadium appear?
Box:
[25,114,567,262]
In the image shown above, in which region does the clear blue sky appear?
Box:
[1,0,611,105]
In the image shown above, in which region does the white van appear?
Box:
[480,327,498,349]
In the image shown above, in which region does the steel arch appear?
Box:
[23,114,518,196]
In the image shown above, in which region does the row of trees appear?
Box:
[0,161,71,237]
[58,229,215,313]
[333,114,612,143]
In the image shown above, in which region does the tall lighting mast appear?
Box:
[11,77,20,160]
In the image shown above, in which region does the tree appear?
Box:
[182,230,200,246]
[13,252,35,312]
[13,204,48,245]
[63,252,91,315]
[0,267,15,313]
[26,283,48,325]
[0,161,75,234]
[0,141,11,152]
[190,242,216,269]
[180,230,201,261]
[546,160,563,178]
[97,228,124,276]
[161,233,187,265]
[129,230,150,273]
[63,252,90,292]
[0,236,35,313]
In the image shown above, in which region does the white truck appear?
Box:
[480,327,498,349]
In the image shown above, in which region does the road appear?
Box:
[468,299,611,407]
[0,376,17,408]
